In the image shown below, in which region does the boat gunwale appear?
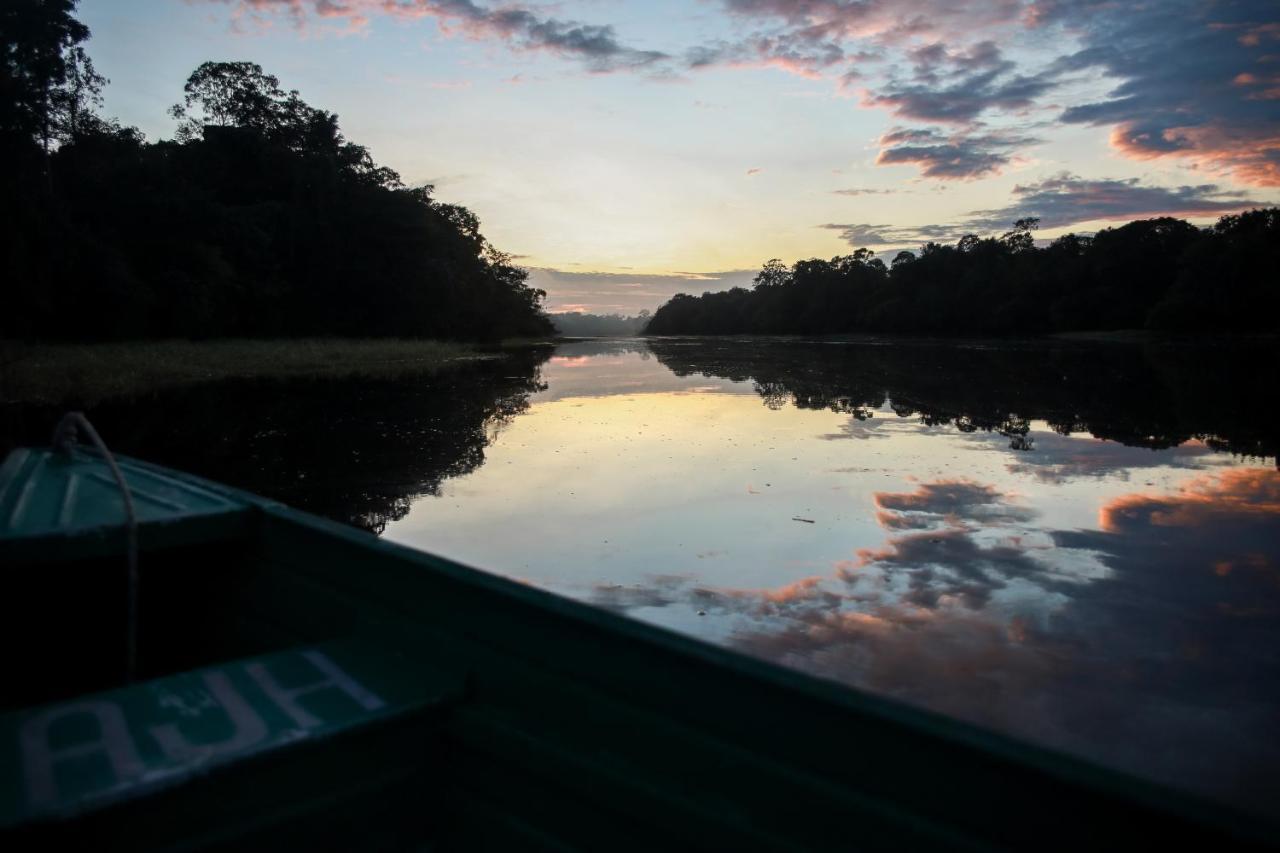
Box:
[256,502,1271,841]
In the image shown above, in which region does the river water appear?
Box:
[6,336,1278,815]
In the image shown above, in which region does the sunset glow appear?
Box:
[84,0,1280,312]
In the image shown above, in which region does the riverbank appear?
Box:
[0,339,488,405]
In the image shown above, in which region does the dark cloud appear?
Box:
[867,67,1058,124]
[849,480,1045,608]
[1047,0,1280,186]
[857,31,1061,126]
[818,219,969,247]
[874,126,1038,179]
[816,223,899,246]
[721,0,1280,185]
[908,39,1004,79]
[827,172,1266,249]
[873,479,1037,524]
[852,526,1052,608]
[686,31,848,78]
[965,172,1262,229]
[714,0,1065,167]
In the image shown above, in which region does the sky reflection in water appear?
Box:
[383,339,1280,815]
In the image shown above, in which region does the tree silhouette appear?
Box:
[2,3,553,342]
[0,0,90,156]
[1000,217,1038,253]
[645,210,1280,337]
[48,45,104,144]
[169,61,298,141]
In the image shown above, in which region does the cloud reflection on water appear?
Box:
[593,468,1280,815]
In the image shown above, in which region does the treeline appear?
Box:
[549,311,650,337]
[1,1,552,341]
[645,213,1280,336]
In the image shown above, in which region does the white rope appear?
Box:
[52,412,139,683]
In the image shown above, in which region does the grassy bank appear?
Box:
[0,338,485,405]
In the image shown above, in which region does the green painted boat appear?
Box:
[1,436,1277,850]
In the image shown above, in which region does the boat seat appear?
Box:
[1,638,466,849]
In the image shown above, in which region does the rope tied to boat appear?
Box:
[52,412,139,684]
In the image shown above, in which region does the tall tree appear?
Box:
[49,44,104,143]
[0,0,91,155]
[169,61,298,141]
[168,60,401,189]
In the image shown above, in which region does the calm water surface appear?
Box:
[6,337,1278,815]
[388,338,1280,816]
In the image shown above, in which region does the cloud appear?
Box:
[746,167,763,175]
[718,0,1030,45]
[873,479,1037,524]
[850,480,1046,608]
[965,172,1262,229]
[1050,0,1280,186]
[209,0,1280,187]
[816,223,897,245]
[209,0,668,72]
[854,526,1055,608]
[720,1,1280,185]
[818,220,969,247]
[907,39,1005,78]
[209,0,1280,185]
[709,0,1063,180]
[864,38,1064,125]
[866,66,1058,124]
[874,126,1037,180]
[831,187,896,196]
[826,172,1266,248]
[686,31,848,78]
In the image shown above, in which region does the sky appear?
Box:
[81,0,1280,313]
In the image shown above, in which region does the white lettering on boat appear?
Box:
[17,650,384,811]
[20,700,145,810]
[150,671,270,762]
[245,650,386,728]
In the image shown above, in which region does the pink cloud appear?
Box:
[1100,468,1280,533]
[1108,124,1280,188]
